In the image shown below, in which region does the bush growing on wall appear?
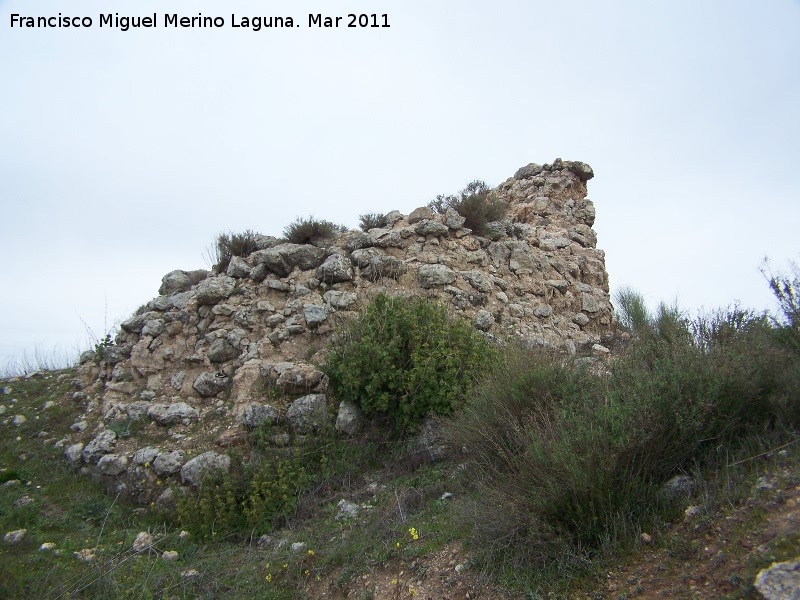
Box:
[429,180,507,236]
[208,230,261,273]
[326,293,496,433]
[358,212,389,232]
[283,216,347,245]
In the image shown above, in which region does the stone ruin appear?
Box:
[66,158,614,504]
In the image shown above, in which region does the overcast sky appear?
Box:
[1,0,799,368]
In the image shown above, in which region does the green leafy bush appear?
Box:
[283,216,347,245]
[448,299,800,574]
[428,180,506,236]
[358,212,389,231]
[209,230,261,273]
[326,294,496,433]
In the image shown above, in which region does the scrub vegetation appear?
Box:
[1,267,798,598]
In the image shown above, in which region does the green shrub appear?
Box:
[448,300,800,575]
[326,294,496,433]
[283,216,347,245]
[177,452,314,540]
[428,180,506,236]
[358,212,389,231]
[210,230,261,273]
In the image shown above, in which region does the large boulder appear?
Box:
[159,269,208,296]
[237,403,279,428]
[180,452,231,486]
[287,394,328,434]
[97,454,128,476]
[755,558,800,600]
[418,264,456,288]
[147,403,199,426]
[323,290,358,309]
[363,256,407,281]
[226,256,251,278]
[208,339,239,363]
[271,362,324,393]
[408,206,434,224]
[153,450,186,475]
[303,304,329,328]
[194,276,237,306]
[81,430,117,464]
[414,219,449,237]
[251,244,326,277]
[193,372,230,397]
[461,270,494,293]
[316,254,353,283]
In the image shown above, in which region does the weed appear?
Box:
[428,180,506,236]
[283,216,347,245]
[209,229,262,273]
[359,213,389,231]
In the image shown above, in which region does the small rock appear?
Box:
[43,401,56,410]
[74,548,95,562]
[3,529,26,544]
[181,569,200,579]
[474,310,495,332]
[132,532,153,553]
[335,401,363,435]
[14,496,34,507]
[640,532,653,544]
[755,476,775,492]
[684,505,702,519]
[663,474,694,497]
[290,542,308,554]
[162,550,179,561]
[64,443,84,463]
[256,535,274,547]
[12,415,27,427]
[440,492,454,501]
[39,542,57,551]
[335,499,360,521]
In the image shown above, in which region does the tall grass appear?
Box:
[448,290,800,582]
[1,345,81,378]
